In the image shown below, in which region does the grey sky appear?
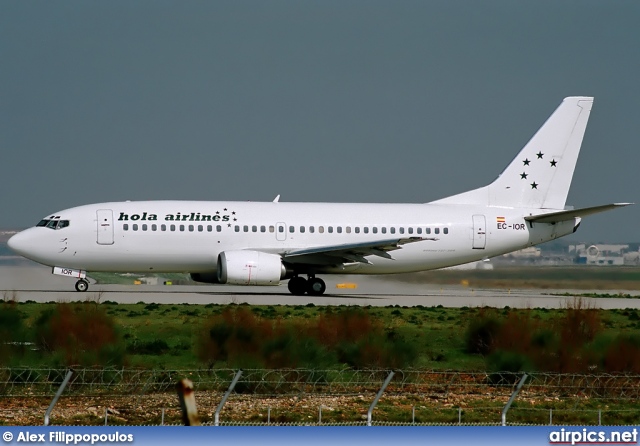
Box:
[1,1,638,242]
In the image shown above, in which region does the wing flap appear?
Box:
[283,237,426,264]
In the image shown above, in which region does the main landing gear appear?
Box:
[75,279,89,292]
[287,275,326,296]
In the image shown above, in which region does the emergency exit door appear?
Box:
[472,214,486,249]
[97,209,114,245]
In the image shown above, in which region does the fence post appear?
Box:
[176,378,200,426]
[367,371,394,426]
[458,407,462,425]
[161,408,165,426]
[501,373,528,426]
[214,370,243,426]
[598,409,601,425]
[319,406,322,425]
[104,408,108,426]
[268,406,271,425]
[412,406,415,425]
[44,369,74,426]
[549,409,552,425]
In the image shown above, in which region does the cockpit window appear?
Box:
[37,219,70,230]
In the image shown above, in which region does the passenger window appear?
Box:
[235,226,240,232]
[364,227,369,234]
[133,224,138,231]
[198,225,203,232]
[279,226,284,233]
[408,228,413,234]
[161,224,166,231]
[390,227,396,234]
[123,224,129,231]
[216,225,222,232]
[435,228,440,234]
[142,224,148,231]
[337,227,342,233]
[152,224,157,231]
[346,227,351,233]
[399,228,405,234]
[382,227,387,234]
[170,224,176,231]
[328,226,333,233]
[300,226,306,233]
[372,227,377,234]
[309,226,315,233]
[261,226,266,233]
[355,227,360,234]
[444,227,449,234]
[243,225,249,232]
[269,226,275,233]
[289,226,295,233]
[426,228,431,234]
[319,226,324,233]
[207,225,212,232]
[417,228,422,234]
[252,226,258,232]
[180,225,185,231]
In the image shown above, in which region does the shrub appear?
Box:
[464,310,502,355]
[34,303,125,366]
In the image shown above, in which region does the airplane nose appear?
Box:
[7,231,29,256]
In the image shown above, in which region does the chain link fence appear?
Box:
[1,368,640,426]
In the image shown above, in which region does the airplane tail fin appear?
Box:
[432,97,594,210]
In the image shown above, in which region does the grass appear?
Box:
[3,300,640,371]
[388,266,640,290]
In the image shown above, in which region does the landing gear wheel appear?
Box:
[75,279,89,292]
[307,278,326,296]
[287,277,308,295]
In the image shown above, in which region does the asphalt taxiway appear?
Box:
[1,262,640,309]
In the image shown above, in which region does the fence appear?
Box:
[1,368,640,426]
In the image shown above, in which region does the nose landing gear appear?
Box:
[287,275,326,296]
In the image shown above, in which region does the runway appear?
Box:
[2,262,640,309]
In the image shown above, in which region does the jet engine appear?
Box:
[217,250,286,285]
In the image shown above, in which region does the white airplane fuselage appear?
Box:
[9,200,576,274]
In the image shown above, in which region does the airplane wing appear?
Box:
[524,203,632,224]
[282,237,429,265]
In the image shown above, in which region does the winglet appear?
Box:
[273,195,280,203]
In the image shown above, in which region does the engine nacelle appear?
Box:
[190,272,221,284]
[217,250,286,286]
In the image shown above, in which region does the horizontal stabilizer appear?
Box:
[524,203,632,223]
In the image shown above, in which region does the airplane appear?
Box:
[8,97,631,295]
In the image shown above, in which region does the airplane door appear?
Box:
[96,209,114,245]
[472,214,486,249]
[276,222,287,241]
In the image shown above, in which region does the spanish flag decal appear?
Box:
[496,216,506,223]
